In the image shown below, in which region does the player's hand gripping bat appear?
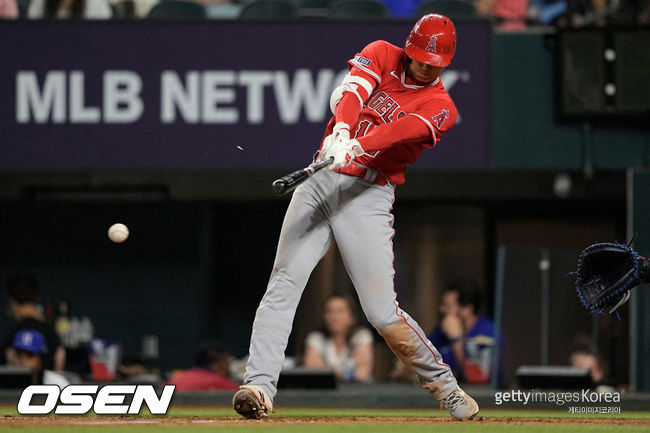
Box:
[271,157,334,196]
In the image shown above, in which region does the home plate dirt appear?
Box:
[2,415,650,426]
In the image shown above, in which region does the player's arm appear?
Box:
[322,72,377,166]
[325,115,433,169]
[326,104,454,169]
[324,41,393,169]
[328,42,386,138]
[330,72,376,121]
[356,115,433,152]
[353,100,457,155]
[330,92,363,139]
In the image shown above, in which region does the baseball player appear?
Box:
[233,14,479,421]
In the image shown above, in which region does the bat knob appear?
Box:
[272,180,287,196]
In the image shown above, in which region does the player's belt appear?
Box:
[337,162,390,186]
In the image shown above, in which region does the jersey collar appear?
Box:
[391,69,439,89]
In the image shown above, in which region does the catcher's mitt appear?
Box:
[573,242,649,315]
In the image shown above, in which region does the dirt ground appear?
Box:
[2,415,650,426]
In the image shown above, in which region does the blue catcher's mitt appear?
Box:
[574,242,649,315]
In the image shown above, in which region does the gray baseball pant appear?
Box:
[243,169,457,400]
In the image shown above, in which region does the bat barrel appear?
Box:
[271,157,333,196]
[272,180,288,195]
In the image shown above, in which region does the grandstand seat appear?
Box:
[298,0,333,8]
[147,0,207,19]
[205,2,243,19]
[329,0,390,19]
[108,3,121,19]
[416,0,477,17]
[16,0,30,18]
[297,0,332,18]
[238,0,299,19]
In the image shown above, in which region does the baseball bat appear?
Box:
[272,157,334,196]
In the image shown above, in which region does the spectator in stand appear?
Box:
[27,0,112,18]
[563,0,610,26]
[427,282,463,376]
[2,273,65,372]
[640,0,650,22]
[475,0,529,30]
[10,329,69,388]
[303,293,374,382]
[166,341,239,391]
[0,0,18,18]
[428,278,504,384]
[569,348,615,392]
[378,0,420,17]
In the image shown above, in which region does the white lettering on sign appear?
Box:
[238,71,274,124]
[159,69,341,125]
[273,69,335,124]
[16,71,66,123]
[202,71,238,124]
[103,71,143,123]
[14,69,469,125]
[16,71,144,124]
[69,71,100,123]
[160,71,200,123]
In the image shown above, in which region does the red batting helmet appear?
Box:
[404,14,457,67]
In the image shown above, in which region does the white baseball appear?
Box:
[553,173,572,198]
[108,223,129,243]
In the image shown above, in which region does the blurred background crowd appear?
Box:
[0,271,625,392]
[0,0,648,28]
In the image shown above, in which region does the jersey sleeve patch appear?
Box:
[347,40,392,85]
[354,56,372,66]
[349,57,382,83]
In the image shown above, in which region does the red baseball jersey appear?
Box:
[322,40,458,185]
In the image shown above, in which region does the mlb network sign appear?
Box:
[14,69,470,125]
[0,21,490,169]
[14,69,348,125]
[17,385,175,415]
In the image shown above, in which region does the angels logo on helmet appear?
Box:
[425,35,438,53]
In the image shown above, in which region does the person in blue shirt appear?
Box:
[378,0,420,17]
[428,279,504,384]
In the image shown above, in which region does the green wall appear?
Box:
[492,33,649,170]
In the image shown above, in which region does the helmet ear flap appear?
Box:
[405,14,457,67]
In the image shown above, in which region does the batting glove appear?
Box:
[318,133,334,162]
[332,122,350,142]
[328,138,365,170]
[318,122,349,163]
